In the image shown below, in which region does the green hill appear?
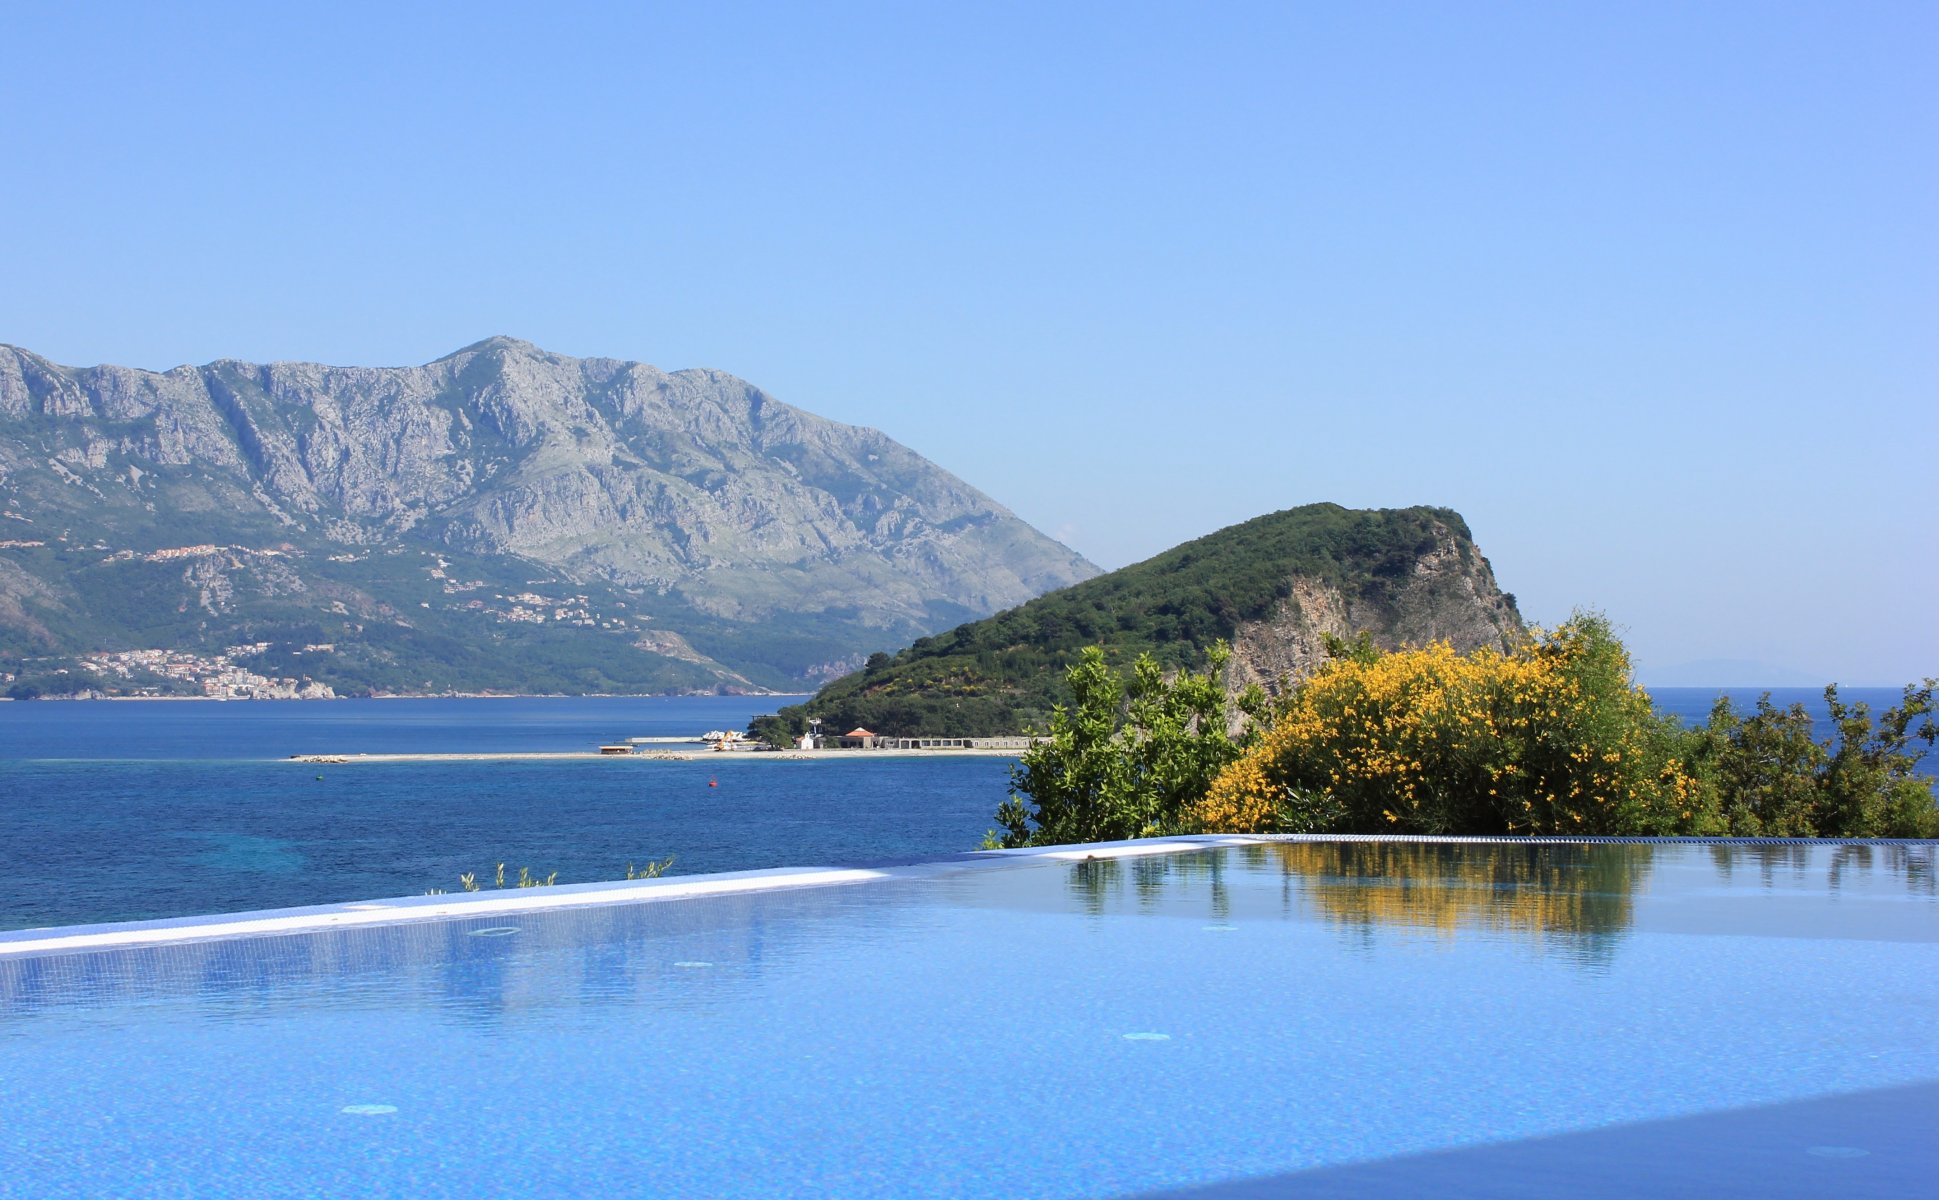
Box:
[748,503,1525,741]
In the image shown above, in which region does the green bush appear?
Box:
[991,643,1274,847]
[1687,683,1937,837]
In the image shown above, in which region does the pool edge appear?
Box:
[2,833,1929,957]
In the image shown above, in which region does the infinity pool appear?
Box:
[1,837,1934,1198]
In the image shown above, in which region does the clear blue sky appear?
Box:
[4,2,1933,684]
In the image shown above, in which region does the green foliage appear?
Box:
[1199,614,1702,836]
[1686,682,1937,837]
[759,503,1497,737]
[745,710,800,747]
[1688,696,1825,835]
[438,856,676,895]
[0,539,824,696]
[0,531,954,696]
[7,669,110,700]
[1198,618,1936,841]
[455,862,558,892]
[1319,630,1381,666]
[991,643,1274,847]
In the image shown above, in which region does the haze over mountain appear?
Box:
[0,338,1096,695]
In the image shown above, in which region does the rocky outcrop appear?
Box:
[770,503,1526,738]
[1223,520,1523,697]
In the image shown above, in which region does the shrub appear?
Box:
[992,643,1274,847]
[1688,683,1936,837]
[430,856,674,895]
[1192,614,1703,836]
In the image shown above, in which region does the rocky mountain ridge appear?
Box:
[0,338,1096,694]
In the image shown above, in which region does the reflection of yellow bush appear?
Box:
[1259,841,1649,940]
[1192,616,1703,835]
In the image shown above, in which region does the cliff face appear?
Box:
[757,503,1526,737]
[1223,519,1523,696]
[0,338,1096,691]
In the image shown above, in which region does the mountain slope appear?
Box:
[0,338,1096,694]
[751,503,1524,737]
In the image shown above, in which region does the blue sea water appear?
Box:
[0,696,1013,931]
[0,688,1929,931]
[0,840,1933,1198]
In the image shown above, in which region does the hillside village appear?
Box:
[1,535,652,698]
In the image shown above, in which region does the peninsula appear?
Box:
[750,502,1523,741]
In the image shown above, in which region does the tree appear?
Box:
[746,709,805,748]
[1688,680,1938,837]
[991,642,1272,847]
[1820,681,1938,837]
[1689,695,1827,835]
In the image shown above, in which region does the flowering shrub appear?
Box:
[1191,615,1703,836]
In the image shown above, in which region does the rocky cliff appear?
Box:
[0,338,1096,693]
[755,503,1525,738]
[1222,517,1523,697]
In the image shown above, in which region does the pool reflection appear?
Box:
[1065,843,1649,963]
[1262,841,1650,942]
[1059,840,1936,962]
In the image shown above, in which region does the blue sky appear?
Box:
[3,2,1933,684]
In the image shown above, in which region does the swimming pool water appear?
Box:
[1,839,1934,1198]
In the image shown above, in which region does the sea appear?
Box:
[0,687,1928,932]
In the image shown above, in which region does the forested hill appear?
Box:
[749,503,1525,739]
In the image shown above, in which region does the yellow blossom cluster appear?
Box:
[1190,616,1703,836]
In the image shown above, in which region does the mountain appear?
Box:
[0,338,1096,696]
[750,503,1524,738]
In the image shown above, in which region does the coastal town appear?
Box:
[4,645,337,700]
[0,534,664,698]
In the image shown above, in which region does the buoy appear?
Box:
[708,779,718,788]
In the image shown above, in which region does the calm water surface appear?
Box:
[0,696,1012,930]
[0,841,1933,1198]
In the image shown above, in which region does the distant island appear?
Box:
[0,338,1095,698]
[749,503,1522,741]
